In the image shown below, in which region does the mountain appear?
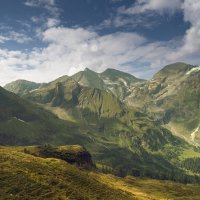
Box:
[2,64,200,182]
[20,75,200,182]
[1,146,200,200]
[125,62,200,145]
[71,67,144,100]
[71,68,105,90]
[4,79,42,96]
[3,68,144,101]
[100,68,144,100]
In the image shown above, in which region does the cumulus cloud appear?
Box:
[0,27,148,85]
[168,0,200,62]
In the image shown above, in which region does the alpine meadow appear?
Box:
[0,0,200,199]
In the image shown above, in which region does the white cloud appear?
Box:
[0,35,9,43]
[25,0,55,7]
[100,13,159,29]
[46,18,60,28]
[0,31,32,44]
[1,0,200,85]
[119,0,183,15]
[0,27,148,85]
[168,0,200,62]
[25,0,59,17]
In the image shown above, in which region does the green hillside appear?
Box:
[0,86,91,146]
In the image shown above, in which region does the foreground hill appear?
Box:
[1,146,200,200]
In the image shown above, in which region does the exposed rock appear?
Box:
[25,145,94,169]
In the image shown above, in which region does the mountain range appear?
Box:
[2,62,200,183]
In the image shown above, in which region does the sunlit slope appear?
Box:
[1,147,200,200]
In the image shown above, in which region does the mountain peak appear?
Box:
[84,67,95,73]
[4,79,41,96]
[153,62,194,79]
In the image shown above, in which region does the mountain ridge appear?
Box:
[1,62,200,182]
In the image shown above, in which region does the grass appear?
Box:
[0,147,133,200]
[179,148,200,160]
[1,146,200,200]
[42,104,78,123]
[92,173,200,200]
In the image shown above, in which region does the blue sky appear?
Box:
[0,0,199,85]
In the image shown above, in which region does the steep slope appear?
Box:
[126,62,200,145]
[0,86,91,146]
[4,79,42,96]
[1,146,200,200]
[23,76,200,182]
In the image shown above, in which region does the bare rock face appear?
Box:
[26,145,94,169]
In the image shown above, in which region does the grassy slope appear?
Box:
[0,86,93,146]
[1,147,200,200]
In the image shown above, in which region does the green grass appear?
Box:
[1,146,200,200]
[0,147,134,200]
[180,148,200,160]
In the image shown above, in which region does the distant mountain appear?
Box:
[4,68,144,100]
[100,68,144,100]
[4,79,42,96]
[71,68,105,90]
[71,67,144,100]
[126,62,200,145]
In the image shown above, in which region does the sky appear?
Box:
[0,0,200,85]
